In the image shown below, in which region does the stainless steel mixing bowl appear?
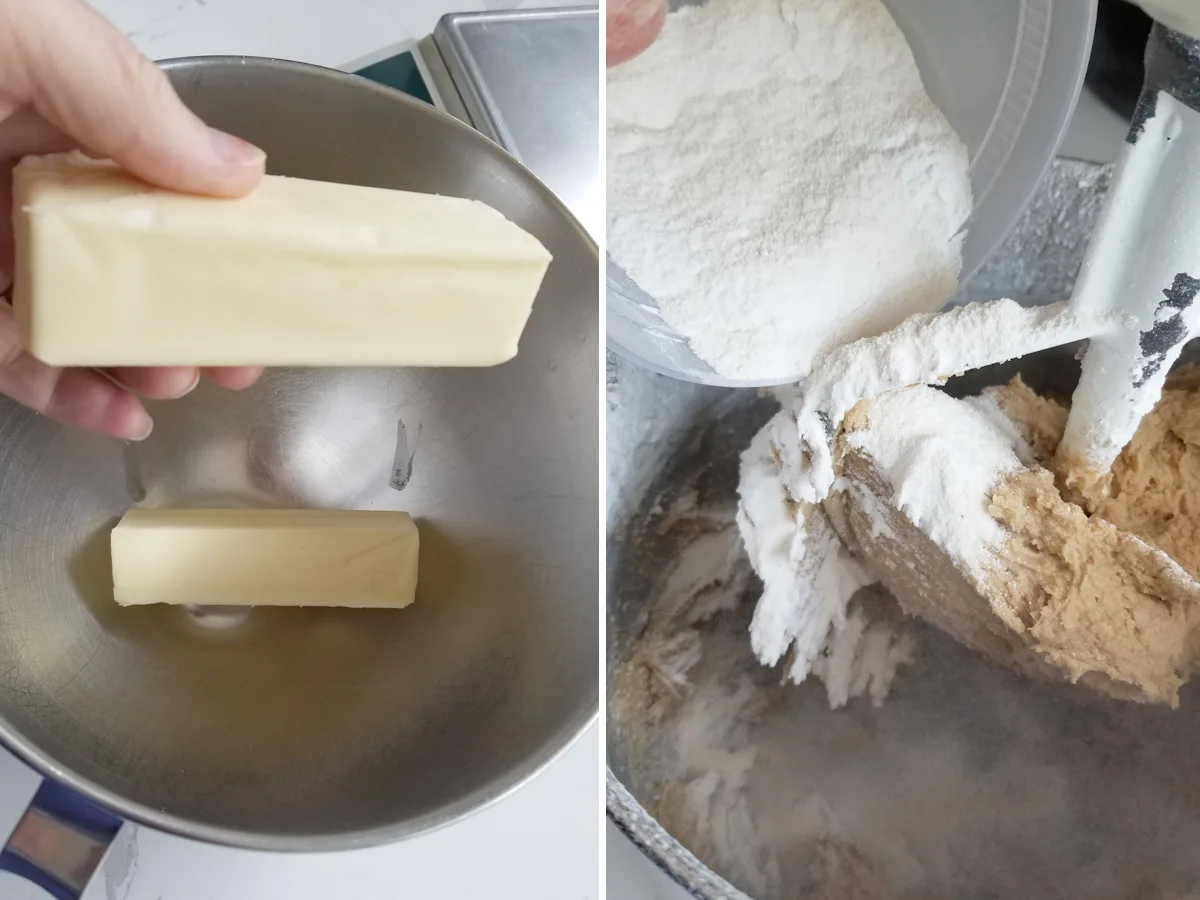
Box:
[607,159,1200,898]
[0,57,598,850]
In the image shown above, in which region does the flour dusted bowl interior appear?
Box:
[605,0,1096,386]
[0,58,598,848]
[607,342,1200,899]
[604,160,1200,899]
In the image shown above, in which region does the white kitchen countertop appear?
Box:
[606,821,691,900]
[0,2,599,899]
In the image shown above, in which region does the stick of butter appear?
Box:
[110,508,419,608]
[13,152,552,367]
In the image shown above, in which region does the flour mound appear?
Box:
[607,0,973,382]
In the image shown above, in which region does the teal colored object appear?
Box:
[355,51,433,105]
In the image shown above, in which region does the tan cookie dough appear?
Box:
[828,371,1200,707]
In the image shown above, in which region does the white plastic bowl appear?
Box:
[606,0,1098,387]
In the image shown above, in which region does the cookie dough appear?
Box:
[829,371,1200,706]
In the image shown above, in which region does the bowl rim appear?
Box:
[607,771,750,900]
[0,53,599,853]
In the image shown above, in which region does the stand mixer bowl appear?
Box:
[606,158,1200,898]
[0,57,598,850]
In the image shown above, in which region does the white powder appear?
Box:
[736,298,1113,688]
[845,387,1028,574]
[772,299,1109,506]
[835,477,897,543]
[635,451,910,716]
[812,599,914,709]
[737,425,912,699]
[737,425,870,671]
[606,0,973,383]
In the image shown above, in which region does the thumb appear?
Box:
[606,0,666,67]
[7,0,265,197]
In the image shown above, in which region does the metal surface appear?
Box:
[604,157,1200,898]
[433,7,600,238]
[415,35,472,125]
[0,57,598,851]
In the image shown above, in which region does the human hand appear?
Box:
[0,0,267,440]
[607,0,667,67]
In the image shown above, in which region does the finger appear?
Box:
[202,366,264,391]
[104,366,199,400]
[3,0,265,197]
[0,304,150,439]
[0,106,72,162]
[43,368,152,439]
[606,0,666,67]
[0,174,11,295]
[0,109,77,288]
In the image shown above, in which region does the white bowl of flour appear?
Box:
[606,0,1096,387]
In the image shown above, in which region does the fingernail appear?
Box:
[131,417,154,442]
[174,371,201,399]
[208,128,266,167]
[95,369,129,390]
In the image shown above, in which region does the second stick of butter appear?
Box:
[111,508,419,608]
